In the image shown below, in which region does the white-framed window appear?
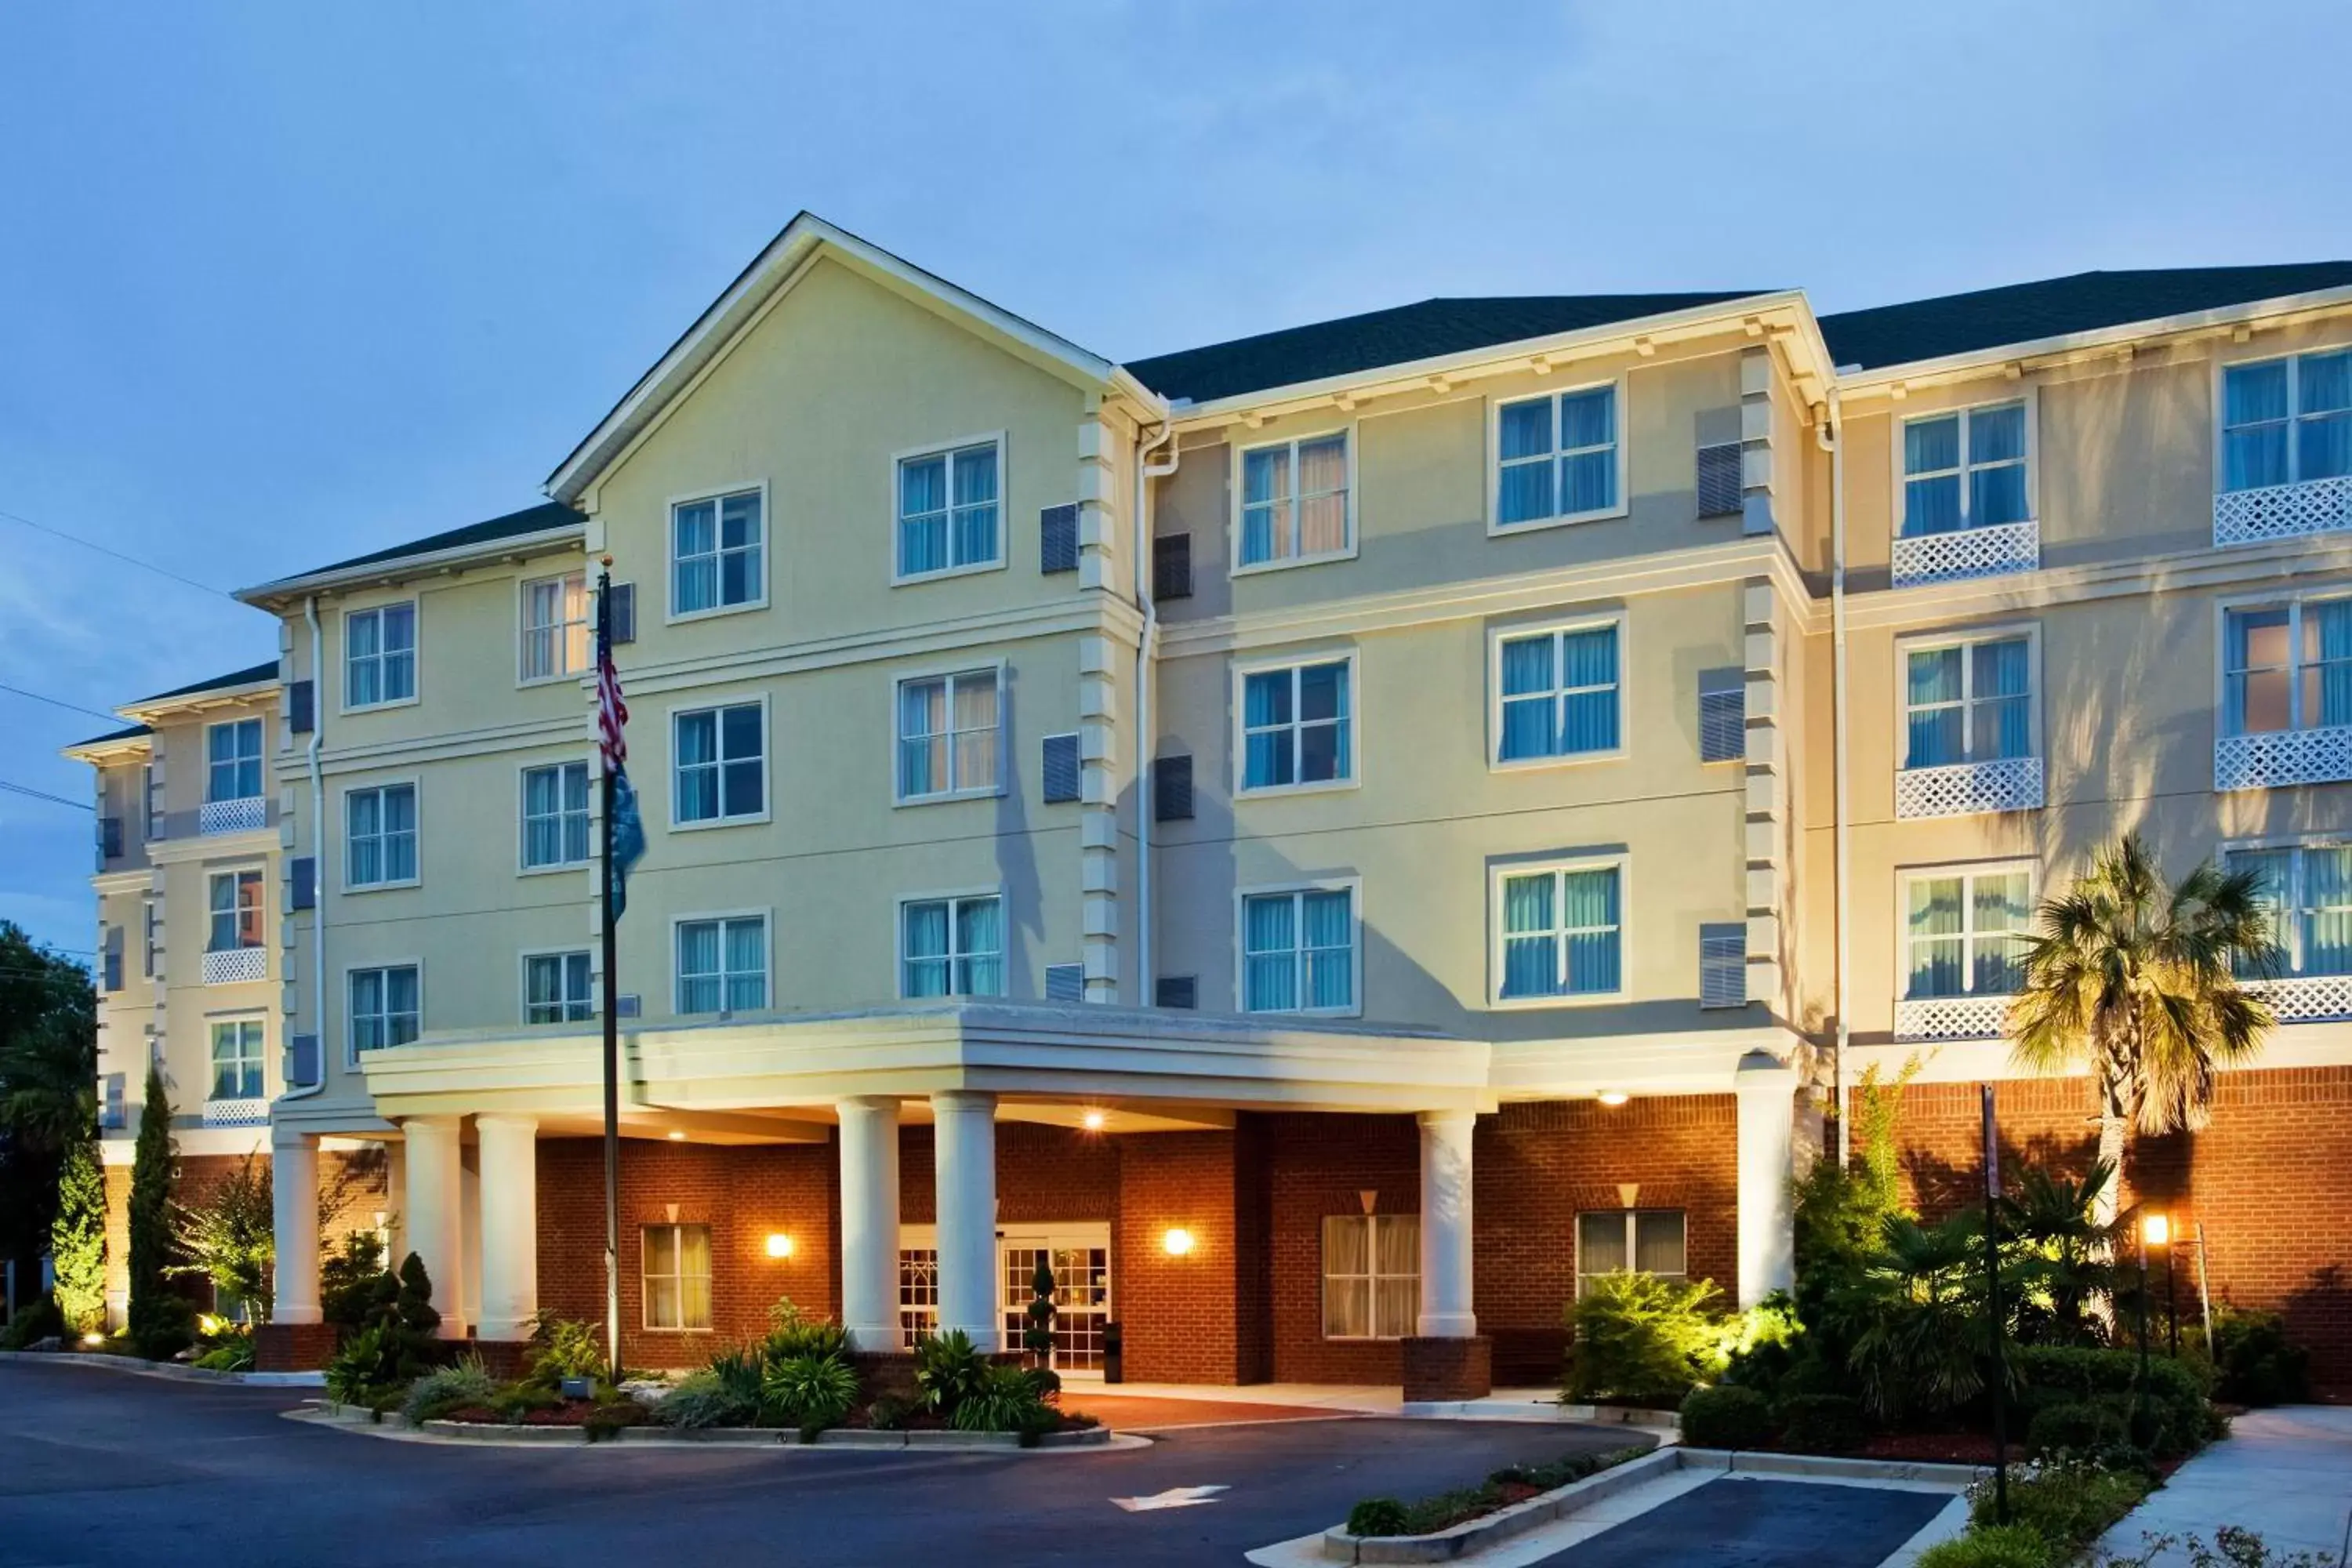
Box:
[673,702,764,826]
[1494,382,1622,528]
[1903,632,2034,768]
[1902,865,2033,1000]
[2223,594,2352,735]
[346,783,419,888]
[521,761,591,869]
[524,950,594,1024]
[206,719,263,802]
[642,1223,713,1332]
[671,488,764,616]
[2227,842,2352,979]
[1237,430,1352,569]
[675,914,768,1014]
[345,603,417,709]
[1576,1210,1687,1296]
[1494,858,1625,1003]
[900,893,1004,998]
[1492,619,1623,765]
[896,437,1002,579]
[349,964,421,1056]
[1237,655,1354,793]
[520,572,590,681]
[1239,883,1357,1014]
[1321,1214,1417,1340]
[2221,350,2351,492]
[207,869,263,952]
[896,668,1002,801]
[1900,400,2030,537]
[208,1018,265,1102]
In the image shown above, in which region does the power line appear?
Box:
[0,503,241,603]
[0,681,124,726]
[0,778,93,811]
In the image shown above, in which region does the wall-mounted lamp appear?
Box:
[765,1232,795,1260]
[1597,1091,1629,1108]
[666,1129,686,1142]
[1162,1228,1195,1258]
[1082,1110,1107,1131]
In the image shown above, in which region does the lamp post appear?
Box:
[2132,1218,2153,1443]
[2145,1213,2180,1358]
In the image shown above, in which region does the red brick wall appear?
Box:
[896,1122,1121,1227]
[1114,1127,1268,1383]
[1264,1113,1418,1385]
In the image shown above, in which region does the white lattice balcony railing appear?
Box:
[2249,974,2352,1024]
[2213,474,2352,547]
[201,1097,270,1128]
[201,946,267,985]
[1891,518,2040,588]
[199,796,268,835]
[1895,756,2045,819]
[2212,725,2352,791]
[1894,994,2012,1043]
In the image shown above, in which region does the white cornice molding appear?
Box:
[1487,1025,1801,1099]
[118,681,281,725]
[1849,1028,2352,1085]
[318,713,587,775]
[148,827,278,866]
[237,526,586,609]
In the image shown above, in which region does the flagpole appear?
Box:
[597,561,622,1383]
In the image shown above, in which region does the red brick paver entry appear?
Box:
[1061,1395,1361,1431]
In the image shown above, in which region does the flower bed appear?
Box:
[1344,1443,1653,1539]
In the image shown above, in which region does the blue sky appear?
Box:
[4,0,2349,956]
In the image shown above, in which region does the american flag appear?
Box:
[596,590,628,775]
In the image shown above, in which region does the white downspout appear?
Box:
[1133,420,1180,999]
[1819,393,1849,1167]
[283,593,327,1102]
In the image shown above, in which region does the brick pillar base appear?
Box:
[473,1340,533,1381]
[1400,1336,1492,1403]
[256,1322,338,1372]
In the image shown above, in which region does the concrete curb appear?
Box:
[0,1348,325,1388]
[391,1414,1112,1450]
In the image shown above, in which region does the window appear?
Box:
[1497,862,1624,1001]
[521,761,591,869]
[349,965,421,1054]
[346,783,419,887]
[2224,597,2352,735]
[1321,1214,1417,1339]
[1240,886,1356,1014]
[2223,351,2352,492]
[1577,1210,1686,1295]
[1496,383,1620,527]
[1901,401,2029,536]
[206,719,263,802]
[345,603,416,708]
[901,894,1004,998]
[1495,621,1622,764]
[520,572,590,681]
[1904,634,2033,768]
[1239,658,1353,792]
[898,1247,940,1346]
[675,916,768,1014]
[1238,431,1351,568]
[673,702,764,825]
[1903,867,2032,1000]
[2227,844,2352,978]
[209,1019,265,1102]
[897,439,1001,579]
[524,951,594,1023]
[642,1223,713,1332]
[896,670,1000,800]
[671,489,764,615]
[207,869,263,952]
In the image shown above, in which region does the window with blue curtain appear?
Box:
[349,965,420,1054]
[1497,622,1621,763]
[1903,635,2031,768]
[1903,869,2031,999]
[1241,659,1352,789]
[2228,844,2352,978]
[897,670,1000,800]
[525,951,593,1023]
[2226,597,2351,735]
[900,894,1004,999]
[1495,386,1617,527]
[676,915,766,1014]
[2223,352,2351,492]
[671,490,762,615]
[209,1019,264,1101]
[346,783,417,887]
[345,603,416,708]
[673,702,764,823]
[206,718,263,802]
[1902,402,2028,537]
[898,441,1000,578]
[1240,434,1349,566]
[1241,887,1354,1012]
[1497,864,1621,1000]
[521,761,590,868]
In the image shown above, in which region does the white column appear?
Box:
[270,1126,321,1326]
[474,1114,539,1343]
[1733,1052,1802,1307]
[1415,1109,1478,1338]
[838,1097,904,1352]
[401,1114,468,1338]
[931,1090,998,1351]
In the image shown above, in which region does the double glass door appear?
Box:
[898,1222,1111,1374]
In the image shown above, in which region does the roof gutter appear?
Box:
[1132,419,1181,1001]
[235,523,588,608]
[281,595,328,1105]
[1817,391,1849,1168]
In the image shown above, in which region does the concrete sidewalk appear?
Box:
[2097,1406,2352,1566]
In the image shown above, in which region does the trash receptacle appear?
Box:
[1102,1320,1123,1384]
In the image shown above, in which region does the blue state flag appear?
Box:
[608,766,647,920]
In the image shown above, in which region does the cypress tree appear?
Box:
[50,1128,106,1334]
[125,1065,183,1355]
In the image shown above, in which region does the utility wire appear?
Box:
[0,778,94,811]
[0,681,125,726]
[0,504,241,602]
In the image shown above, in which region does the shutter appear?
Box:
[1698,670,1746,764]
[1700,924,1748,1009]
[290,856,317,912]
[285,1033,321,1089]
[1697,441,1744,517]
[103,927,124,993]
[101,1073,125,1130]
[1039,504,1080,574]
[1152,534,1192,601]
[1152,754,1193,821]
[1044,963,1086,1003]
[609,583,637,646]
[1040,733,1081,804]
[287,678,314,735]
[1154,975,1198,1010]
[99,816,123,860]
[616,993,642,1018]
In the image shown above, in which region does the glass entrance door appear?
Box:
[998,1225,1111,1373]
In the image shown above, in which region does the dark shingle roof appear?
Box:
[71,722,152,749]
[136,661,279,703]
[285,501,586,581]
[1125,292,1774,404]
[1818,263,2352,372]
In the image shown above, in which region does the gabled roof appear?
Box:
[1818,263,2352,372]
[67,722,151,751]
[238,501,586,604]
[136,660,278,704]
[1124,292,1776,405]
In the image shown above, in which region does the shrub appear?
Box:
[1970,1457,2150,1551]
[2,1296,64,1350]
[51,1132,107,1334]
[1915,1524,2055,1568]
[1565,1271,1732,1406]
[1777,1392,1867,1454]
[654,1368,757,1429]
[2203,1309,2311,1406]
[913,1329,990,1417]
[403,1355,499,1425]
[1347,1446,1650,1538]
[1346,1499,1412,1538]
[2024,1399,2125,1459]
[528,1316,605,1384]
[764,1352,859,1436]
[125,1065,180,1359]
[2011,1345,2208,1457]
[169,1151,275,1321]
[1716,1294,1805,1396]
[949,1363,1057,1436]
[764,1316,850,1364]
[1680,1385,1772,1450]
[326,1325,389,1406]
[489,1383,563,1421]
[700,1345,768,1418]
[320,1232,387,1334]
[583,1399,649,1442]
[865,1393,913,1431]
[193,1337,256,1373]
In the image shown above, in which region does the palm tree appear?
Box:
[2007,834,2276,1239]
